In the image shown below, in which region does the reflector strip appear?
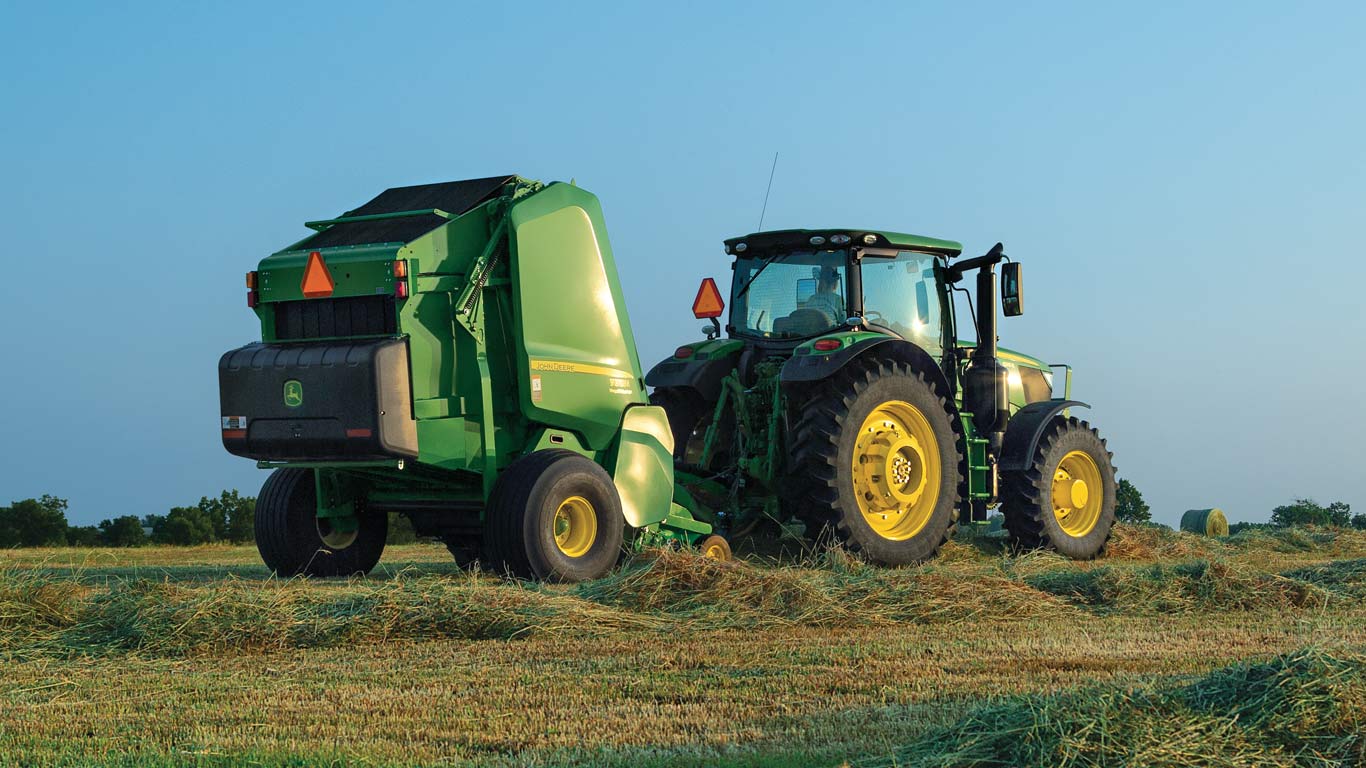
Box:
[222,429,247,440]
[692,277,725,319]
[346,428,373,438]
[301,251,335,298]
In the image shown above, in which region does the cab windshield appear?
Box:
[731,250,848,339]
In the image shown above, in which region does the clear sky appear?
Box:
[2,2,1363,527]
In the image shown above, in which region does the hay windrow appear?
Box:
[1025,559,1329,613]
[575,549,1078,628]
[0,569,666,658]
[860,648,1366,768]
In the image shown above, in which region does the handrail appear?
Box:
[304,208,455,231]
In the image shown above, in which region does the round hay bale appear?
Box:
[1181,508,1229,537]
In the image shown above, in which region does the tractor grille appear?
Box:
[273,295,397,341]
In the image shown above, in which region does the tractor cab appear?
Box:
[719,229,962,355]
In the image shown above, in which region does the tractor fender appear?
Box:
[998,399,1091,472]
[644,346,742,402]
[780,337,955,403]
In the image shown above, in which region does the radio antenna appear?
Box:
[757,151,779,231]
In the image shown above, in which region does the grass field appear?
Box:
[2,526,1365,767]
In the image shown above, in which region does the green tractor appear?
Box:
[647,230,1116,564]
[219,176,720,581]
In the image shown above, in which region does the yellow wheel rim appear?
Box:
[1053,450,1103,537]
[702,536,730,561]
[851,400,942,541]
[553,496,597,558]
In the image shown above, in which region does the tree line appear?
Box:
[0,491,257,548]
[0,492,421,548]
[1114,479,1364,532]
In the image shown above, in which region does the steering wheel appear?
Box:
[862,310,887,324]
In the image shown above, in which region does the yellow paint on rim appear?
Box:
[553,496,597,558]
[851,400,942,541]
[1053,450,1103,537]
[702,536,731,561]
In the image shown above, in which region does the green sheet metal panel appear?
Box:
[508,183,647,450]
[612,405,676,527]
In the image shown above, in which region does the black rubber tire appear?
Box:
[789,358,963,566]
[1000,416,1116,559]
[650,387,732,469]
[482,450,625,583]
[254,468,387,577]
[443,536,481,569]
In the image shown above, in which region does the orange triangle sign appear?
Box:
[692,277,725,319]
[301,251,335,298]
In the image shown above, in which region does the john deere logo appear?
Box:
[283,380,304,408]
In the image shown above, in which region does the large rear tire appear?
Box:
[254,468,387,577]
[790,359,962,565]
[483,450,625,583]
[1000,416,1116,559]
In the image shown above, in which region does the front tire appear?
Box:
[1000,417,1116,559]
[483,450,625,583]
[254,468,387,577]
[791,359,962,565]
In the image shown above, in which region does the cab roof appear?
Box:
[723,228,963,257]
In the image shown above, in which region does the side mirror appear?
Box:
[1001,262,1023,317]
[914,282,930,325]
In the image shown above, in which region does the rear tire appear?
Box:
[1000,417,1116,559]
[650,387,732,469]
[254,468,387,577]
[790,359,962,566]
[483,450,625,583]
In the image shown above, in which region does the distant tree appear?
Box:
[0,496,70,547]
[151,507,217,546]
[1353,513,1366,531]
[1228,521,1272,535]
[196,490,255,543]
[1114,479,1152,524]
[99,515,147,547]
[1270,499,1351,529]
[66,525,102,547]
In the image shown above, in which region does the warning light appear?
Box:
[813,338,842,351]
[674,346,694,359]
[245,271,257,289]
[393,260,408,278]
[301,251,335,298]
[692,278,725,319]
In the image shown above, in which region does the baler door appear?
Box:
[218,338,418,461]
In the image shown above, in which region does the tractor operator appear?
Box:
[803,265,846,324]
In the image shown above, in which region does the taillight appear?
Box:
[813,339,841,352]
[247,290,259,309]
[395,281,409,299]
[674,346,694,359]
[393,260,408,278]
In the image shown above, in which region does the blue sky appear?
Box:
[1,1,1363,527]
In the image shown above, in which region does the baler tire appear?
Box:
[483,450,625,583]
[789,358,962,566]
[254,468,387,578]
[1000,416,1116,559]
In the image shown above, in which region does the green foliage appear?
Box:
[1114,478,1151,524]
[196,490,255,543]
[1270,498,1351,528]
[151,507,218,546]
[65,525,102,547]
[0,496,70,548]
[1353,513,1366,531]
[98,516,147,547]
[1229,521,1272,535]
[386,512,419,544]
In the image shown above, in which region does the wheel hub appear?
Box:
[1052,450,1103,538]
[553,496,597,558]
[851,400,941,541]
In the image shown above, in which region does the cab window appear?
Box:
[859,251,943,354]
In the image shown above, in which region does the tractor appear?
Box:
[647,229,1116,564]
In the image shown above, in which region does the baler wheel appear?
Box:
[1000,416,1116,559]
[698,534,733,561]
[483,450,624,583]
[254,468,387,577]
[790,358,962,566]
